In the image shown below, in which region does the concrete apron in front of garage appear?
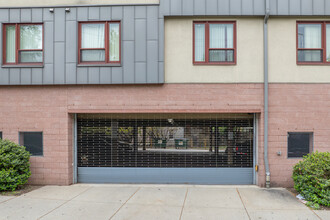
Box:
[0,185,328,220]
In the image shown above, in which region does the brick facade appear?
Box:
[0,84,328,186]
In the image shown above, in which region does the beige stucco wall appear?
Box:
[0,0,159,7]
[165,17,264,83]
[269,18,330,83]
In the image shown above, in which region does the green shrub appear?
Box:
[292,151,330,207]
[0,139,31,191]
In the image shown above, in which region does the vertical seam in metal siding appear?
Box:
[145,15,148,83]
[229,0,231,15]
[134,7,136,83]
[121,6,124,83]
[41,8,44,84]
[64,10,66,84]
[52,12,55,84]
[75,7,78,84]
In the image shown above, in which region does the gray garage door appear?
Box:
[76,113,255,184]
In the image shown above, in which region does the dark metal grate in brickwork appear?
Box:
[77,114,254,168]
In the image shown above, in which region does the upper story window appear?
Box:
[297,21,330,64]
[78,21,121,65]
[3,24,43,65]
[193,21,236,65]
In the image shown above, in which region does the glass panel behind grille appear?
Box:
[77,114,254,168]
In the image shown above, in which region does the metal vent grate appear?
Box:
[77,114,254,168]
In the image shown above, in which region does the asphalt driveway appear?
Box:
[0,185,328,220]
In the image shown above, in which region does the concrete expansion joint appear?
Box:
[37,186,93,220]
[236,188,251,220]
[0,196,17,205]
[109,187,141,220]
[179,187,189,220]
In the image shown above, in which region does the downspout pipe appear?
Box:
[264,0,271,188]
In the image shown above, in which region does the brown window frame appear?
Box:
[296,21,330,65]
[2,23,44,66]
[193,21,237,65]
[78,21,121,65]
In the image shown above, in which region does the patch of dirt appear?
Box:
[0,185,43,196]
[286,187,330,211]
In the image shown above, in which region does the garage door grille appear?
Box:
[77,114,254,168]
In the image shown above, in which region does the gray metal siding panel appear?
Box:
[135,19,147,62]
[88,7,100,20]
[32,9,43,22]
[253,0,265,15]
[158,18,164,62]
[32,68,42,84]
[77,7,88,21]
[194,0,206,15]
[326,0,330,15]
[135,62,147,83]
[278,0,289,15]
[88,67,100,84]
[301,0,313,15]
[77,67,88,84]
[269,0,277,15]
[159,0,170,17]
[0,69,9,85]
[147,6,158,40]
[43,8,54,21]
[147,41,158,83]
[111,67,123,84]
[0,9,9,22]
[123,41,135,83]
[158,61,164,83]
[100,67,111,84]
[135,6,147,19]
[66,21,77,63]
[54,42,65,83]
[206,0,218,15]
[20,9,31,22]
[9,9,20,23]
[54,8,65,42]
[21,68,32,84]
[289,0,301,15]
[9,68,20,85]
[43,64,54,84]
[112,6,123,20]
[44,22,54,64]
[66,8,76,21]
[218,0,230,15]
[66,63,77,84]
[183,0,194,15]
[313,0,325,15]
[230,0,242,15]
[100,7,111,21]
[78,167,254,184]
[170,0,182,15]
[123,7,135,41]
[242,0,253,15]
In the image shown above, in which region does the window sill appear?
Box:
[2,65,44,68]
[77,63,121,67]
[193,62,236,66]
[297,62,330,66]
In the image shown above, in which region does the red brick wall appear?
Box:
[0,84,329,187]
[267,84,330,187]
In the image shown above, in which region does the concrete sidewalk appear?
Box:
[0,185,328,220]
